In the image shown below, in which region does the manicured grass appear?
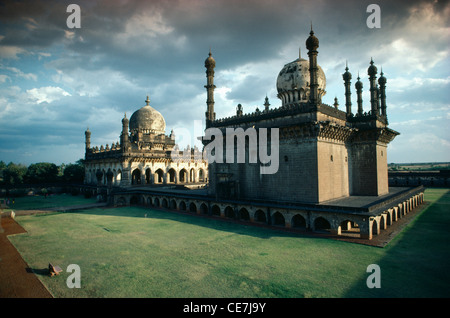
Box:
[2,194,97,212]
[8,188,450,298]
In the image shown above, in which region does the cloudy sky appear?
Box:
[0,0,449,166]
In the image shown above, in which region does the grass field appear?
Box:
[2,193,97,212]
[7,188,450,298]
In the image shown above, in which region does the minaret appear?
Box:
[355,72,363,116]
[306,25,320,106]
[368,58,378,115]
[204,49,216,128]
[264,96,270,112]
[378,68,387,117]
[85,127,91,151]
[120,112,130,151]
[342,61,352,116]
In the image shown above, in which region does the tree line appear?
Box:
[0,159,85,187]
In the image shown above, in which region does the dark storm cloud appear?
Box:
[0,0,448,164]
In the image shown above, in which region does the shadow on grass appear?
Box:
[26,267,49,276]
[64,203,330,242]
[343,188,450,298]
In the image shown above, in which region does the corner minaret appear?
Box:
[342,61,352,116]
[204,49,216,128]
[120,112,130,152]
[85,127,91,151]
[306,25,320,106]
[264,96,270,112]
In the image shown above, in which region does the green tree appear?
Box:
[2,162,28,186]
[0,160,6,179]
[25,162,59,184]
[63,162,85,183]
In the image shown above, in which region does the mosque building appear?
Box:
[203,27,399,204]
[84,96,208,190]
[88,27,424,241]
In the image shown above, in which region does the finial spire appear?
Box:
[145,95,150,106]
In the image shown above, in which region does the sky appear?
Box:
[0,0,449,166]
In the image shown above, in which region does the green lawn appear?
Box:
[8,188,450,298]
[2,193,97,211]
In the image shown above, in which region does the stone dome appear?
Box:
[276,56,326,105]
[129,96,166,134]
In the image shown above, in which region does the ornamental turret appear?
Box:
[306,25,320,106]
[355,73,363,116]
[368,58,378,115]
[342,62,352,116]
[378,69,387,118]
[120,113,130,151]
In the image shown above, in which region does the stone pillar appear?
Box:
[359,218,372,240]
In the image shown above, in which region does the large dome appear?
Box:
[129,97,166,134]
[276,57,326,105]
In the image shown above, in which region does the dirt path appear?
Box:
[0,217,52,298]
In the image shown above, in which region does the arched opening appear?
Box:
[117,197,127,206]
[146,197,152,206]
[380,214,387,229]
[116,170,122,185]
[179,201,186,211]
[179,169,188,183]
[255,209,266,223]
[272,212,285,227]
[154,197,160,207]
[314,217,331,232]
[200,203,208,214]
[168,168,176,183]
[132,169,141,185]
[340,220,360,237]
[155,169,164,184]
[145,168,151,184]
[372,220,379,236]
[292,214,306,229]
[190,168,195,183]
[238,207,250,221]
[198,169,205,182]
[162,198,168,208]
[211,205,221,216]
[170,199,177,210]
[224,206,235,219]
[130,195,139,205]
[189,202,197,213]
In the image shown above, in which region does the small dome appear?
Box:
[129,97,166,134]
[205,51,215,68]
[368,58,378,76]
[378,71,386,85]
[355,76,363,89]
[306,29,319,51]
[342,65,352,81]
[276,57,326,105]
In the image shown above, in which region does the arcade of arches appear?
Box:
[113,188,424,241]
